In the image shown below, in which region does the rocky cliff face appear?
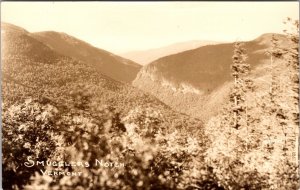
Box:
[132,34,287,120]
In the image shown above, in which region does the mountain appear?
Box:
[31,31,141,83]
[1,22,206,190]
[2,22,298,190]
[120,40,220,65]
[132,33,288,120]
[1,22,198,126]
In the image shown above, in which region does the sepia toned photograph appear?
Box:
[1,2,299,189]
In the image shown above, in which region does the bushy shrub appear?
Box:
[2,98,62,189]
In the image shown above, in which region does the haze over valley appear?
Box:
[1,2,299,190]
[120,40,221,65]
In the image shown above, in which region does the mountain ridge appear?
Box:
[31,30,141,83]
[132,33,288,120]
[120,40,221,65]
[1,22,199,127]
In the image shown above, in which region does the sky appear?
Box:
[1,2,299,54]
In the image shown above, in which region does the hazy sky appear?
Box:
[1,2,299,53]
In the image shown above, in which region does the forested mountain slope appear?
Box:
[32,31,141,83]
[1,22,198,124]
[133,33,288,120]
[2,20,298,190]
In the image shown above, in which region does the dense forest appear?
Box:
[1,18,299,190]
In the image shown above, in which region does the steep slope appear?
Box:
[121,40,219,65]
[31,31,141,83]
[1,22,198,126]
[133,34,288,120]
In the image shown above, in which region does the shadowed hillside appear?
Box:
[133,33,288,120]
[31,31,141,83]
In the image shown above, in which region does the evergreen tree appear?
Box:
[262,34,282,154]
[282,18,299,164]
[229,42,252,129]
[265,18,299,163]
[283,18,299,120]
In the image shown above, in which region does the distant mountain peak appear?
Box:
[120,40,221,65]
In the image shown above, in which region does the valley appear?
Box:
[1,20,299,190]
[132,33,288,120]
